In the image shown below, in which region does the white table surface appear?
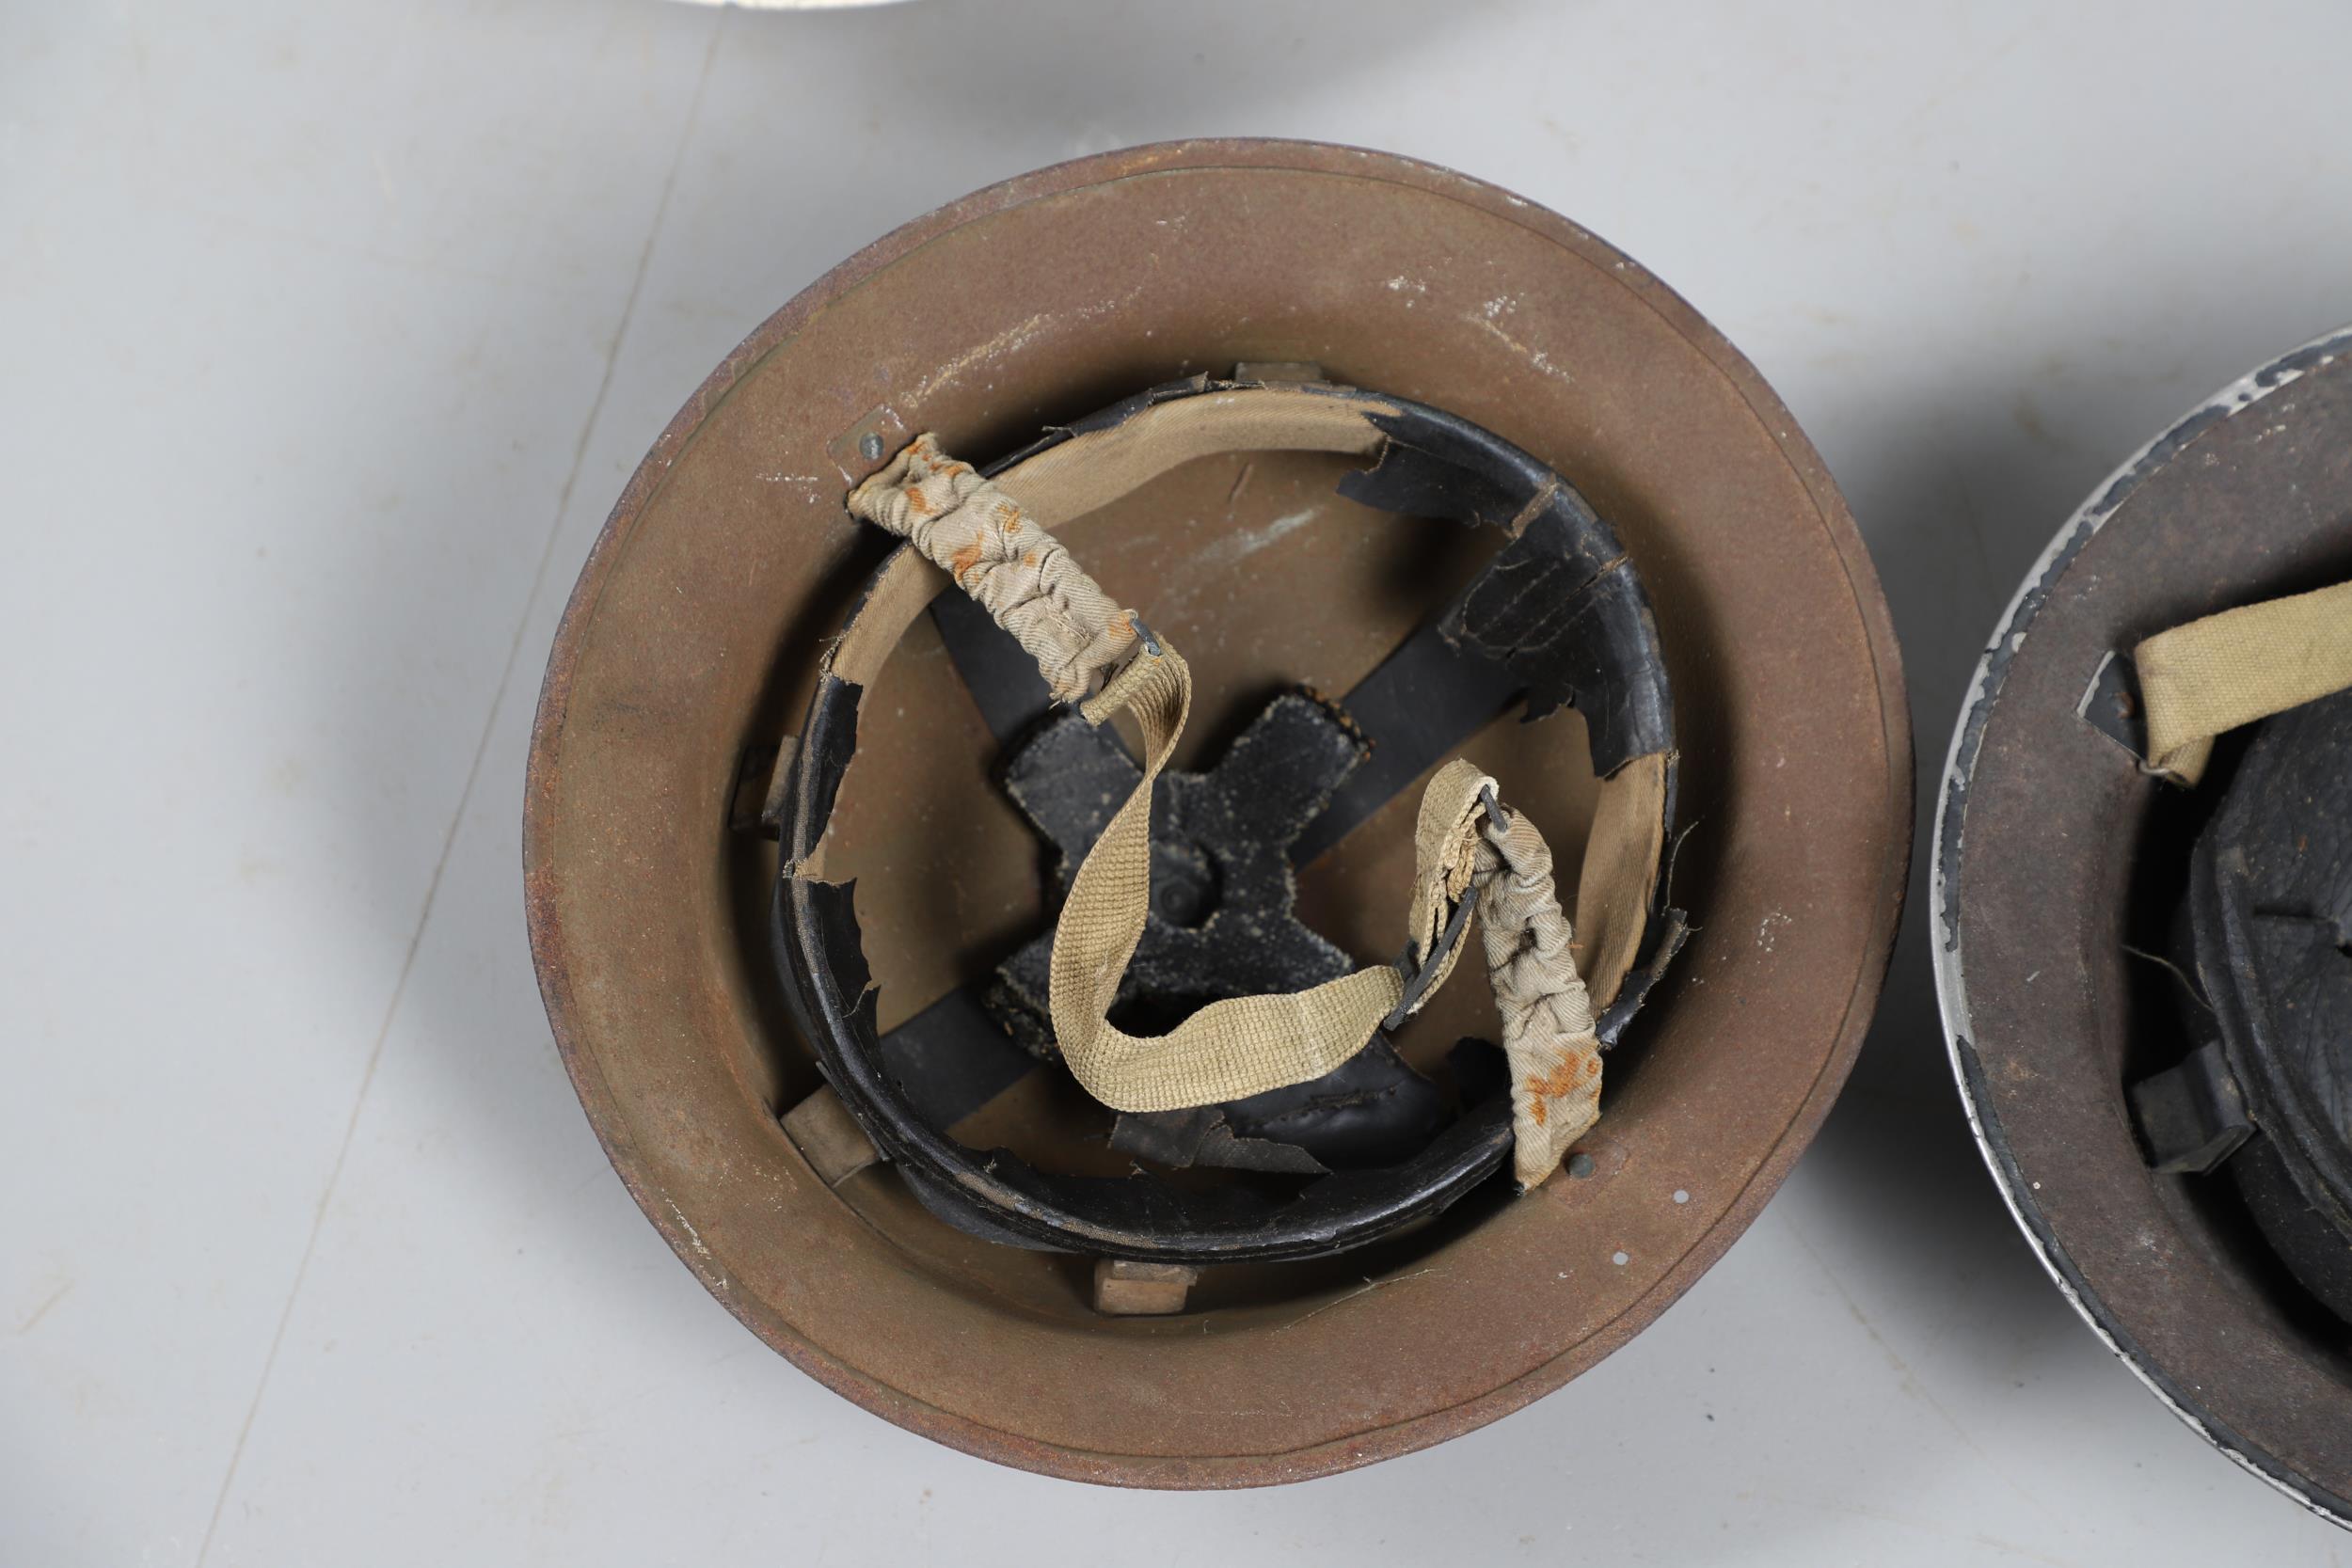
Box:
[7,2,2352,1562]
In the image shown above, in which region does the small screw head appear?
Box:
[858,432,885,462]
[1567,1153,1597,1179]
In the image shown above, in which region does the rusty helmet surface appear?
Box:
[525,139,1911,1485]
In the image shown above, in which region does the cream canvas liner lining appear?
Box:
[2135,577,2352,785]
[825,388,1668,1187]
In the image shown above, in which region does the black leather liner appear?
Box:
[774,379,1675,1261]
[779,872,1513,1263]
[1289,617,1522,866]
[1343,401,1673,772]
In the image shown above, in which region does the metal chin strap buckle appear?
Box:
[1382,784,1507,1031]
[1090,616,1164,700]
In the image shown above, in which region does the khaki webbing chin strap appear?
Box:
[849,411,1607,1186]
[2136,578,2352,785]
[1050,643,1415,1113]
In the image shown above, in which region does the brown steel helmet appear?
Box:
[526,141,1909,1483]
